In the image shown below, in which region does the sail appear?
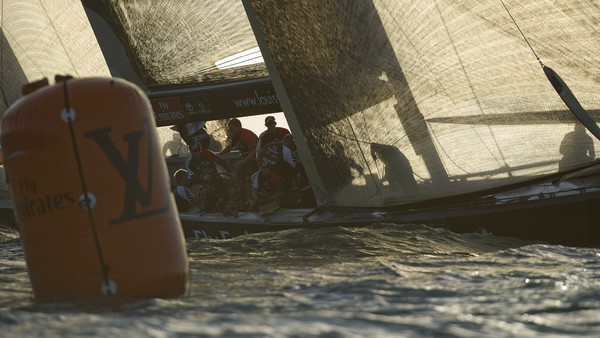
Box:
[243,0,600,207]
[4,0,600,209]
[0,0,110,114]
[0,0,110,199]
[81,0,267,91]
[81,0,280,125]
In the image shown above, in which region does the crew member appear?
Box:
[256,115,291,160]
[173,169,199,213]
[218,118,259,179]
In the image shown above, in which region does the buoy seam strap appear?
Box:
[62,80,112,295]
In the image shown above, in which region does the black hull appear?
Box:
[180,189,600,247]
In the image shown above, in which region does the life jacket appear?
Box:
[262,142,303,190]
[231,128,258,157]
[258,127,290,150]
[260,142,284,169]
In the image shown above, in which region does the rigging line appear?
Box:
[499,0,542,66]
[389,133,408,148]
[62,80,113,295]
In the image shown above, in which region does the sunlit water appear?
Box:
[1,223,599,337]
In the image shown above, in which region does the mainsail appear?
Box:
[3,0,600,209]
[243,0,600,207]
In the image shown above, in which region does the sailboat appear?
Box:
[1,0,599,247]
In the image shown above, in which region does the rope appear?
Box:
[500,0,544,67]
[62,80,113,296]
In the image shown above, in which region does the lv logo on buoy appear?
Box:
[84,116,170,225]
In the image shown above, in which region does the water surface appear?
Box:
[1,224,599,337]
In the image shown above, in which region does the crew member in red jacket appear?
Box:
[218,118,259,179]
[256,115,291,160]
[219,118,259,206]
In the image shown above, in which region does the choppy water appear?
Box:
[1,223,600,337]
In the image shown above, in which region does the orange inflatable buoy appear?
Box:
[0,77,188,300]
